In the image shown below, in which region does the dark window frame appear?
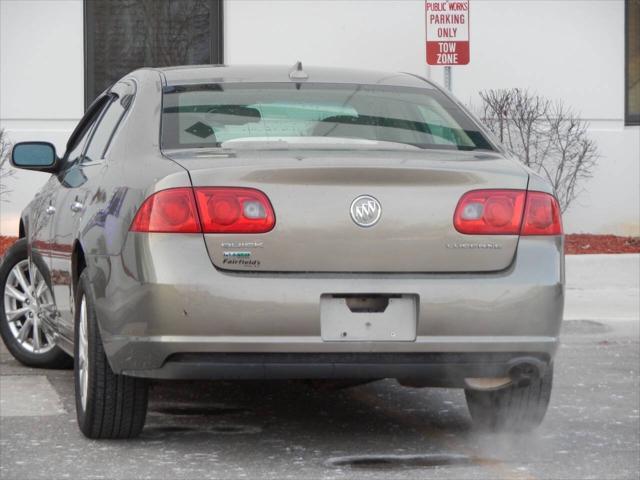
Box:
[83,0,224,110]
[80,94,118,164]
[63,94,111,160]
[626,0,640,126]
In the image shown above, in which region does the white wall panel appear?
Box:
[225,0,428,75]
[1,0,84,120]
[0,0,83,235]
[448,0,625,121]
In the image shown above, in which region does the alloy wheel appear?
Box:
[77,295,89,410]
[3,259,56,354]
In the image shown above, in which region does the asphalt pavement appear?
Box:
[1,255,638,480]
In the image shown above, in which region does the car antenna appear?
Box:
[289,61,309,81]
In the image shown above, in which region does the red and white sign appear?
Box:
[425,0,470,65]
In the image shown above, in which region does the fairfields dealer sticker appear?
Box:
[425,0,470,65]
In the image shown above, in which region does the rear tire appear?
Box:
[465,367,553,432]
[0,238,72,368]
[74,270,148,439]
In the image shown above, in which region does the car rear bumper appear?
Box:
[88,234,564,379]
[122,352,551,387]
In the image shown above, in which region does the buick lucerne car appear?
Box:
[1,64,564,439]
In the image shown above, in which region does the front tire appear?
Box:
[0,238,71,368]
[465,367,553,432]
[74,270,148,439]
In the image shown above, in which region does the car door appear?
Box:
[28,176,61,285]
[49,82,134,339]
[45,96,109,339]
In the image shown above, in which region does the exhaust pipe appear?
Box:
[465,357,548,391]
[506,357,546,387]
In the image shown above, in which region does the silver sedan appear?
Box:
[1,64,564,439]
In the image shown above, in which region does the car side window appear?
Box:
[65,119,99,165]
[62,96,110,167]
[83,95,127,163]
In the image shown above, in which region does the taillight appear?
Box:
[454,190,526,235]
[454,189,562,236]
[130,187,275,234]
[521,191,563,235]
[130,188,200,233]
[194,187,275,233]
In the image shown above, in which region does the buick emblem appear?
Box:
[350,195,382,227]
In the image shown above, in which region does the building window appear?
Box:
[84,0,223,109]
[627,0,640,125]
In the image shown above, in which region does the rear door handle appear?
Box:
[45,205,56,215]
[70,201,83,213]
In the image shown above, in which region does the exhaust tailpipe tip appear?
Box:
[506,357,546,387]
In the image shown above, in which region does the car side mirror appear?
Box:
[11,142,60,173]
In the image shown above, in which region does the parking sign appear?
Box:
[425,0,470,65]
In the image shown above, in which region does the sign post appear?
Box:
[425,0,470,91]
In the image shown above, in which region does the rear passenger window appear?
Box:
[83,96,127,163]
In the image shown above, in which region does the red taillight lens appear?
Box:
[521,191,563,235]
[130,187,276,234]
[454,189,562,236]
[130,188,201,233]
[454,190,526,235]
[194,187,275,233]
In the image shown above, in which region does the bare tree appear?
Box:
[477,89,598,212]
[0,128,15,202]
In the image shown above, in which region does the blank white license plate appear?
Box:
[320,294,417,342]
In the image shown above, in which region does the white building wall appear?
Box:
[0,0,84,234]
[1,0,638,235]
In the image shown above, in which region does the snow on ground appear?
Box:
[565,254,639,321]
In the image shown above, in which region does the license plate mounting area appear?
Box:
[320,294,418,342]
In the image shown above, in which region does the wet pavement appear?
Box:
[0,316,638,480]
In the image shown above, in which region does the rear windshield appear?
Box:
[161,83,494,151]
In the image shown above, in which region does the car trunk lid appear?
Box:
[165,148,528,273]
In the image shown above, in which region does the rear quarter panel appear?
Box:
[77,69,190,260]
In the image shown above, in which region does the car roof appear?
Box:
[157,64,436,89]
